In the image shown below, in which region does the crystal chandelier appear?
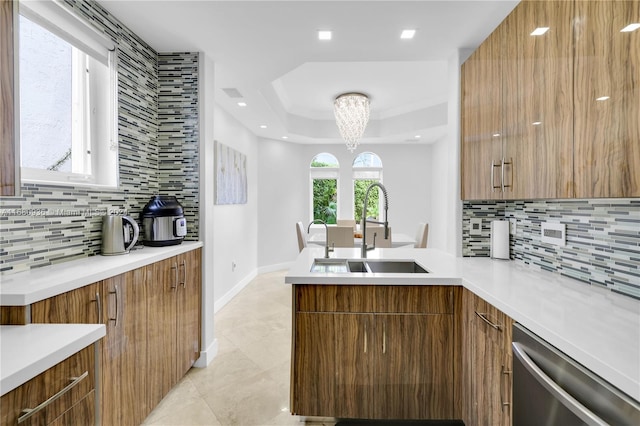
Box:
[333,92,370,152]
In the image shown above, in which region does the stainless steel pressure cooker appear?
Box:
[141,195,187,246]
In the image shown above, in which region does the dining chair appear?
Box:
[414,222,429,248]
[296,221,307,252]
[337,219,357,231]
[365,225,392,248]
[328,226,355,248]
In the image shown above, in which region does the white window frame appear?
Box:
[18,0,118,188]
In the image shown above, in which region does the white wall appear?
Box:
[257,141,432,268]
[212,105,260,309]
[428,51,463,256]
[197,53,216,366]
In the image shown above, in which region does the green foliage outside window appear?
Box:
[354,180,379,223]
[313,179,337,224]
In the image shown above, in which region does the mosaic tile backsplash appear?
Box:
[0,1,199,274]
[463,199,640,300]
[158,53,200,239]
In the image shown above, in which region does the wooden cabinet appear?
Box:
[292,285,459,420]
[461,289,513,426]
[147,257,178,409]
[461,24,504,201]
[462,0,574,200]
[32,282,101,324]
[502,0,574,200]
[28,248,202,426]
[0,345,96,426]
[147,249,202,408]
[1,0,18,197]
[101,269,149,426]
[573,0,640,198]
[175,250,202,380]
[461,0,638,200]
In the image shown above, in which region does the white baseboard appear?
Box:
[193,338,218,368]
[257,261,295,275]
[213,270,258,313]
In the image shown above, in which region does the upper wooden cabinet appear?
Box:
[1,0,18,196]
[461,0,639,200]
[461,24,504,200]
[573,0,640,198]
[502,0,574,200]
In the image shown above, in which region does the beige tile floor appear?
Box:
[142,270,335,426]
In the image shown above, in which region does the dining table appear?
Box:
[308,230,415,248]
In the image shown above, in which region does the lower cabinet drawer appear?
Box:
[0,345,95,426]
[48,391,95,426]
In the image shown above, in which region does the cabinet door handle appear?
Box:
[363,321,368,354]
[501,365,512,409]
[92,292,102,324]
[382,321,387,354]
[18,371,89,423]
[491,160,502,192]
[171,263,178,291]
[180,259,187,288]
[475,311,502,331]
[491,160,496,192]
[501,157,512,192]
[109,285,119,326]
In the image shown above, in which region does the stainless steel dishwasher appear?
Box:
[512,323,640,425]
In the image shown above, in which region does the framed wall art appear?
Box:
[214,140,247,205]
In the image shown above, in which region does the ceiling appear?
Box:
[99,0,519,146]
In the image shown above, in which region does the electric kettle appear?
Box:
[101,215,140,255]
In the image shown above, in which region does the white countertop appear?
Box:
[0,324,106,396]
[286,246,640,402]
[0,241,203,306]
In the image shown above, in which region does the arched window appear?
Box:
[310,153,339,224]
[353,152,383,223]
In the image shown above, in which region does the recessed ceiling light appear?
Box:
[596,96,610,101]
[530,27,549,36]
[237,102,247,107]
[318,30,332,41]
[532,121,542,126]
[282,136,288,139]
[401,29,416,39]
[621,23,640,32]
[492,133,501,137]
[414,135,421,139]
[259,125,267,129]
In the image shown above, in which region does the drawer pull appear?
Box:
[475,311,502,331]
[18,371,89,423]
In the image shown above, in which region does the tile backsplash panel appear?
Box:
[0,1,199,274]
[158,53,200,239]
[463,199,640,300]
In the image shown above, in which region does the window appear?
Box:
[18,1,117,187]
[353,152,383,223]
[310,153,339,224]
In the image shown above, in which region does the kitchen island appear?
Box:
[286,246,640,419]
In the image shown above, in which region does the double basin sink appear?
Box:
[310,258,429,274]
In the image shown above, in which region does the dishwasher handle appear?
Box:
[512,342,608,426]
